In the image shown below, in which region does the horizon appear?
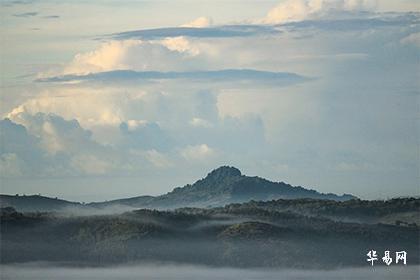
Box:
[1,0,419,202]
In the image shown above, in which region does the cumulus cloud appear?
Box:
[119,120,173,151]
[180,16,213,28]
[10,112,96,155]
[262,0,377,24]
[2,2,419,198]
[58,39,201,76]
[1,113,124,177]
[1,105,267,178]
[7,87,125,128]
[65,40,142,74]
[189,117,213,128]
[0,118,45,177]
[3,80,270,178]
[180,144,215,161]
[160,36,200,55]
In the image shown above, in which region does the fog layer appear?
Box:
[1,263,419,280]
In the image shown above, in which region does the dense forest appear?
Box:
[1,197,418,268]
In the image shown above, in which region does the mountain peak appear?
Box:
[206,166,242,180]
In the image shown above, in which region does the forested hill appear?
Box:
[1,197,418,268]
[0,166,357,212]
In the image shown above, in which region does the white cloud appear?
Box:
[180,16,213,28]
[189,117,213,128]
[0,115,121,177]
[126,119,149,131]
[119,119,172,151]
[262,0,377,24]
[160,36,200,56]
[180,144,215,161]
[7,87,124,128]
[0,118,46,177]
[56,39,203,76]
[9,112,95,155]
[63,40,142,75]
[2,5,419,198]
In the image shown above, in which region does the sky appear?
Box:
[0,0,419,202]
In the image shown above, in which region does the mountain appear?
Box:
[94,166,356,209]
[1,198,419,268]
[0,166,356,212]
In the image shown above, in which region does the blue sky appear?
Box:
[0,0,419,201]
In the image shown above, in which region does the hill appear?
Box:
[0,194,81,212]
[93,166,356,209]
[1,198,418,268]
[0,166,356,212]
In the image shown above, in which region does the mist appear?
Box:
[1,263,419,280]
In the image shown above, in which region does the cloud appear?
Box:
[144,149,172,168]
[51,39,208,75]
[41,11,416,84]
[2,113,123,177]
[3,2,419,198]
[0,118,45,177]
[189,117,213,128]
[42,10,416,84]
[0,118,39,155]
[63,40,143,74]
[160,36,200,55]
[107,25,279,40]
[70,154,113,175]
[13,11,38,17]
[280,14,419,31]
[262,0,377,24]
[10,112,95,155]
[1,1,33,7]
[1,103,267,178]
[180,144,215,161]
[119,120,173,151]
[181,16,213,28]
[43,15,60,19]
[37,69,308,85]
[3,83,269,178]
[400,32,420,47]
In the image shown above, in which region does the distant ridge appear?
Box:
[0,194,80,212]
[0,166,357,212]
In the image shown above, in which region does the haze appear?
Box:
[1,264,419,280]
